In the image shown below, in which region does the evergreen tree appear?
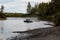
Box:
[27,2,31,14]
[31,4,38,15]
[0,5,6,19]
[1,5,4,13]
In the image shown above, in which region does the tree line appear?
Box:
[27,0,60,26]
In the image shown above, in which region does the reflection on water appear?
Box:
[0,17,52,40]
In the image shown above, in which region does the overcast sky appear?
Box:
[0,0,51,13]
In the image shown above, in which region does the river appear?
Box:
[0,17,53,40]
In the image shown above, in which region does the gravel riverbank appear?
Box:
[8,27,60,40]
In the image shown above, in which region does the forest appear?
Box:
[29,0,60,26]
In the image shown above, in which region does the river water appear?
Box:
[0,17,53,40]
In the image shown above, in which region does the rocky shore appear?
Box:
[26,27,60,40]
[8,27,60,40]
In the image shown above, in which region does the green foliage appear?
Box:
[38,3,49,20]
[30,0,60,26]
[53,12,60,26]
[31,7,36,14]
[27,2,31,14]
[0,5,6,20]
[31,4,39,15]
[1,5,4,13]
[5,13,24,17]
[49,0,60,26]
